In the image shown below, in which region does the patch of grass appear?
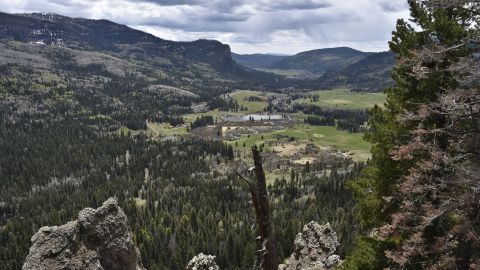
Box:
[89,114,113,121]
[146,122,188,137]
[134,198,147,207]
[230,90,269,113]
[296,89,386,109]
[117,126,130,136]
[227,124,371,161]
[256,68,321,79]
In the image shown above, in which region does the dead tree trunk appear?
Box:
[238,146,277,270]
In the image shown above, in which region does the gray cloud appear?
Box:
[141,0,208,5]
[259,0,332,11]
[0,0,411,54]
[379,1,409,12]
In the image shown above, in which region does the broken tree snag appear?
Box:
[236,172,260,220]
[237,146,277,270]
[252,145,277,270]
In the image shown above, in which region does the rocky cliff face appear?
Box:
[22,200,342,270]
[0,12,239,72]
[278,222,342,270]
[185,253,220,270]
[22,198,145,270]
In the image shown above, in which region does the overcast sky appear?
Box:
[1,0,411,54]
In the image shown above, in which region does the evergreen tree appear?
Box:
[344,1,480,269]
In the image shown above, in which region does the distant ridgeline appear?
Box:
[233,48,395,92]
[0,11,393,101]
[0,11,290,100]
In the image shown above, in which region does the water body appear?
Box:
[224,114,284,122]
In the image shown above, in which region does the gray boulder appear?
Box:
[22,198,145,270]
[278,221,342,270]
[186,253,219,270]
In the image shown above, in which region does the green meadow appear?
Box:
[296,89,386,109]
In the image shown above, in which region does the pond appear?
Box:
[223,114,284,122]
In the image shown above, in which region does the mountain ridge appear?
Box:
[233,47,395,91]
[318,50,395,91]
[268,47,374,74]
[0,11,394,94]
[0,11,288,95]
[1,12,237,71]
[231,53,288,68]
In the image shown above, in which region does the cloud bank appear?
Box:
[0,0,411,54]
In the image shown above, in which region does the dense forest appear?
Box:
[0,33,361,269]
[1,1,479,270]
[0,114,361,270]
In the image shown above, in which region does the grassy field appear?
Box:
[255,68,321,79]
[146,122,188,137]
[296,89,386,109]
[134,198,147,207]
[122,89,378,160]
[226,123,371,161]
[230,90,269,113]
[117,126,131,136]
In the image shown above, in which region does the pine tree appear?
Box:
[344,1,480,269]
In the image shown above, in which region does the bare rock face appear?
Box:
[186,253,220,270]
[22,198,145,270]
[278,222,342,270]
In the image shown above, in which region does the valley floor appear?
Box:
[135,89,384,183]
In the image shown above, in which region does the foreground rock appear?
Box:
[186,253,220,270]
[23,198,145,270]
[278,222,342,270]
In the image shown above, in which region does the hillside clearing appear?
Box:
[296,89,386,109]
[226,124,371,161]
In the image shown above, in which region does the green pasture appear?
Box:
[226,123,371,161]
[296,89,386,109]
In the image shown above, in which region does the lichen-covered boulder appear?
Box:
[278,221,342,270]
[23,198,145,270]
[186,253,219,270]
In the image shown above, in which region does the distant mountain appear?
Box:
[268,47,373,74]
[0,12,288,95]
[0,12,237,71]
[232,53,287,68]
[0,11,293,131]
[319,51,395,92]
[0,11,394,96]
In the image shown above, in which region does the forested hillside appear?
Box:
[318,51,395,92]
[2,1,478,269]
[234,48,395,92]
[269,47,372,74]
[0,13,362,270]
[0,12,290,96]
[231,53,288,69]
[0,114,362,270]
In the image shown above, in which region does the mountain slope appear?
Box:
[0,12,236,70]
[268,47,373,74]
[319,51,395,91]
[0,12,295,131]
[232,53,287,68]
[0,12,287,94]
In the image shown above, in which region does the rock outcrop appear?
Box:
[278,222,342,270]
[22,198,145,270]
[186,253,220,270]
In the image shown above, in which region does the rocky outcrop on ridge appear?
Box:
[278,222,342,270]
[22,198,145,270]
[186,253,220,270]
